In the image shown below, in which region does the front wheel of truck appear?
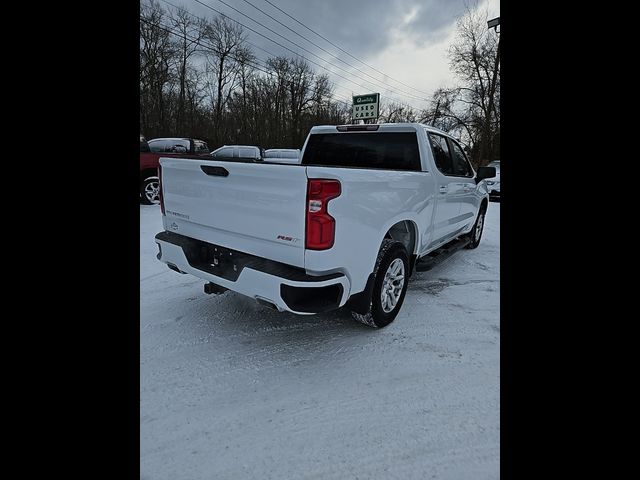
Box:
[351,239,409,328]
[464,203,487,249]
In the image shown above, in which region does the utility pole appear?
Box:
[431,99,440,126]
[480,17,500,166]
[486,17,501,128]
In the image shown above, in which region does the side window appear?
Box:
[194,141,209,154]
[212,147,233,159]
[148,140,166,153]
[448,140,474,177]
[427,132,453,176]
[170,140,189,153]
[238,147,257,159]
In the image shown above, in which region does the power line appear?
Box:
[211,0,427,105]
[154,0,316,86]
[189,0,424,112]
[236,0,428,103]
[260,0,432,97]
[140,15,353,108]
[157,0,274,59]
[146,0,354,107]
[145,1,424,115]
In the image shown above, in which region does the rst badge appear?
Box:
[277,235,299,243]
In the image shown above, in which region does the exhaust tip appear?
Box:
[167,263,186,274]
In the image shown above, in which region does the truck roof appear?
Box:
[149,137,208,143]
[308,123,451,136]
[149,137,191,141]
[219,145,261,149]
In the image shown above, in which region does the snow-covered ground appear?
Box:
[140,204,500,480]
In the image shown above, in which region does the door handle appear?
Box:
[439,186,447,194]
[201,165,229,177]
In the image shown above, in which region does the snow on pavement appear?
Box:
[140,203,500,479]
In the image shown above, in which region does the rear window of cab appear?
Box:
[301,132,421,171]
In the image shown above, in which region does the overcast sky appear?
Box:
[162,0,500,110]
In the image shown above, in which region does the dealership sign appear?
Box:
[352,93,380,121]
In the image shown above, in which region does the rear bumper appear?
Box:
[155,231,350,314]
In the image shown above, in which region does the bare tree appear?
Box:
[446,3,500,165]
[309,74,332,115]
[233,46,256,140]
[139,2,362,150]
[378,101,416,123]
[266,57,291,145]
[287,58,315,145]
[169,6,205,134]
[202,16,246,143]
[419,88,476,141]
[140,0,176,137]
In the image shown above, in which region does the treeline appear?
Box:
[422,6,501,166]
[140,1,499,165]
[140,0,349,151]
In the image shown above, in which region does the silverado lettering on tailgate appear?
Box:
[166,210,190,220]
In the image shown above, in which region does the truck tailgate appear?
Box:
[160,158,308,268]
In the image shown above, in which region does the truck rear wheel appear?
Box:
[351,239,409,328]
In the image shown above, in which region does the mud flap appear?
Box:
[345,273,376,314]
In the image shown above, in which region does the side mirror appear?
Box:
[476,166,496,183]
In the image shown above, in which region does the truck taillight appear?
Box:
[158,165,165,215]
[306,179,341,250]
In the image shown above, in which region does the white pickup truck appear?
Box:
[155,123,495,327]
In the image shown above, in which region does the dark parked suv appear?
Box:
[148,137,210,155]
[140,137,210,204]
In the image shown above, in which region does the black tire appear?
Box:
[140,176,160,205]
[351,239,409,328]
[465,203,487,249]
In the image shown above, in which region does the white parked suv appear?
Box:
[210,145,263,161]
[264,148,301,164]
[155,123,495,327]
[485,160,500,200]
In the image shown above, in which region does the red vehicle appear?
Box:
[140,136,210,204]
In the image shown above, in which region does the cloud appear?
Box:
[398,0,468,45]
[159,0,499,108]
[179,0,464,58]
